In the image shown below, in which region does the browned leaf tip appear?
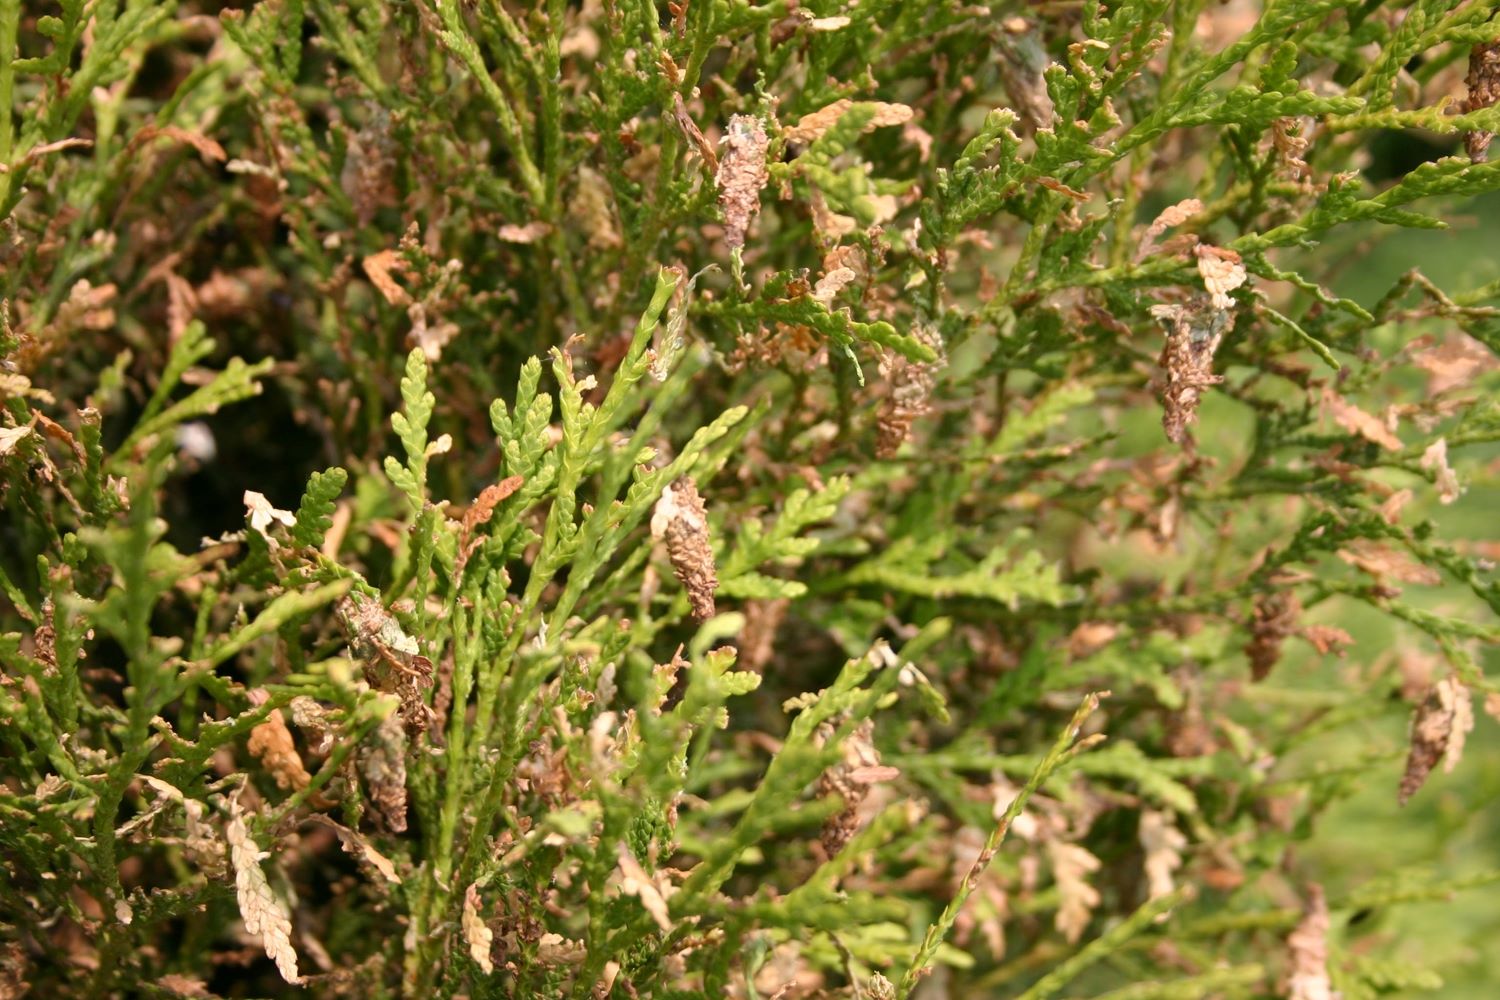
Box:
[672,92,719,174]
[464,475,525,534]
[129,124,227,164]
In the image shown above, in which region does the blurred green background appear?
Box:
[1292,189,1500,998]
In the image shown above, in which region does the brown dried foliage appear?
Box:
[247,708,313,793]
[1286,884,1331,1000]
[1271,117,1313,186]
[1136,198,1202,260]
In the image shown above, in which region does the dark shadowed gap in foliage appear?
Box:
[130,33,216,102]
[1362,129,1460,185]
[81,635,129,708]
[161,377,327,554]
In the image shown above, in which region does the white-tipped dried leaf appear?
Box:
[560,4,600,60]
[35,774,66,802]
[304,815,401,885]
[226,800,299,984]
[615,842,674,932]
[1194,245,1247,309]
[462,883,494,973]
[1139,809,1187,902]
[498,221,552,244]
[1137,198,1203,258]
[156,974,213,998]
[537,932,587,966]
[1379,488,1414,524]
[1442,677,1474,775]
[806,14,851,30]
[243,491,296,538]
[785,99,914,143]
[49,278,117,337]
[866,192,901,225]
[753,941,825,997]
[1286,885,1332,1000]
[0,424,33,455]
[1337,540,1441,586]
[1419,438,1462,504]
[812,266,859,306]
[408,303,460,362]
[361,249,410,306]
[1322,388,1402,450]
[1067,622,1120,659]
[808,186,858,240]
[1047,839,1102,943]
[1413,333,1496,394]
[1300,625,1353,657]
[594,961,621,998]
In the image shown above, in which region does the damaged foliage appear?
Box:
[2,0,1499,997]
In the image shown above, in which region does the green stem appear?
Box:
[897,692,1107,997]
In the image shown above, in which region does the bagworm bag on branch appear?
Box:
[651,477,719,622]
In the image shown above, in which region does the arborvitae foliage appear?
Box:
[3,1,1500,997]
